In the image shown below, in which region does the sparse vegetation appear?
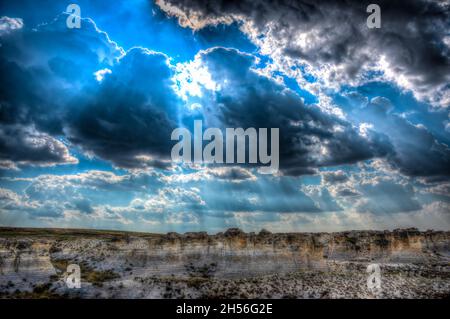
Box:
[345,237,357,245]
[85,269,120,287]
[185,262,217,279]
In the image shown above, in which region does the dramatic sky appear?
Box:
[0,0,449,233]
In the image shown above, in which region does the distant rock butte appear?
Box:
[0,227,449,278]
[0,227,448,298]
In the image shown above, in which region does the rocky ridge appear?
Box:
[0,227,448,298]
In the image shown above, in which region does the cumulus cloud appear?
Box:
[0,187,63,218]
[157,0,450,108]
[352,95,450,178]
[208,167,256,181]
[0,14,123,167]
[181,47,392,175]
[301,185,342,211]
[0,125,78,168]
[0,5,448,232]
[65,47,181,168]
[164,166,256,183]
[1,11,443,179]
[0,16,23,35]
[0,14,180,169]
[1,14,394,175]
[22,170,160,202]
[322,170,349,184]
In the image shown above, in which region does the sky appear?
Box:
[0,0,449,233]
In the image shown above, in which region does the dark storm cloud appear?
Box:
[0,15,180,169]
[0,52,64,133]
[198,47,392,175]
[65,48,180,168]
[157,0,450,107]
[322,171,349,184]
[0,125,77,167]
[0,14,122,130]
[1,12,393,174]
[0,7,443,178]
[356,97,450,178]
[0,14,122,166]
[158,0,450,178]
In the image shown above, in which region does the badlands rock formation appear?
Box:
[0,227,448,298]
